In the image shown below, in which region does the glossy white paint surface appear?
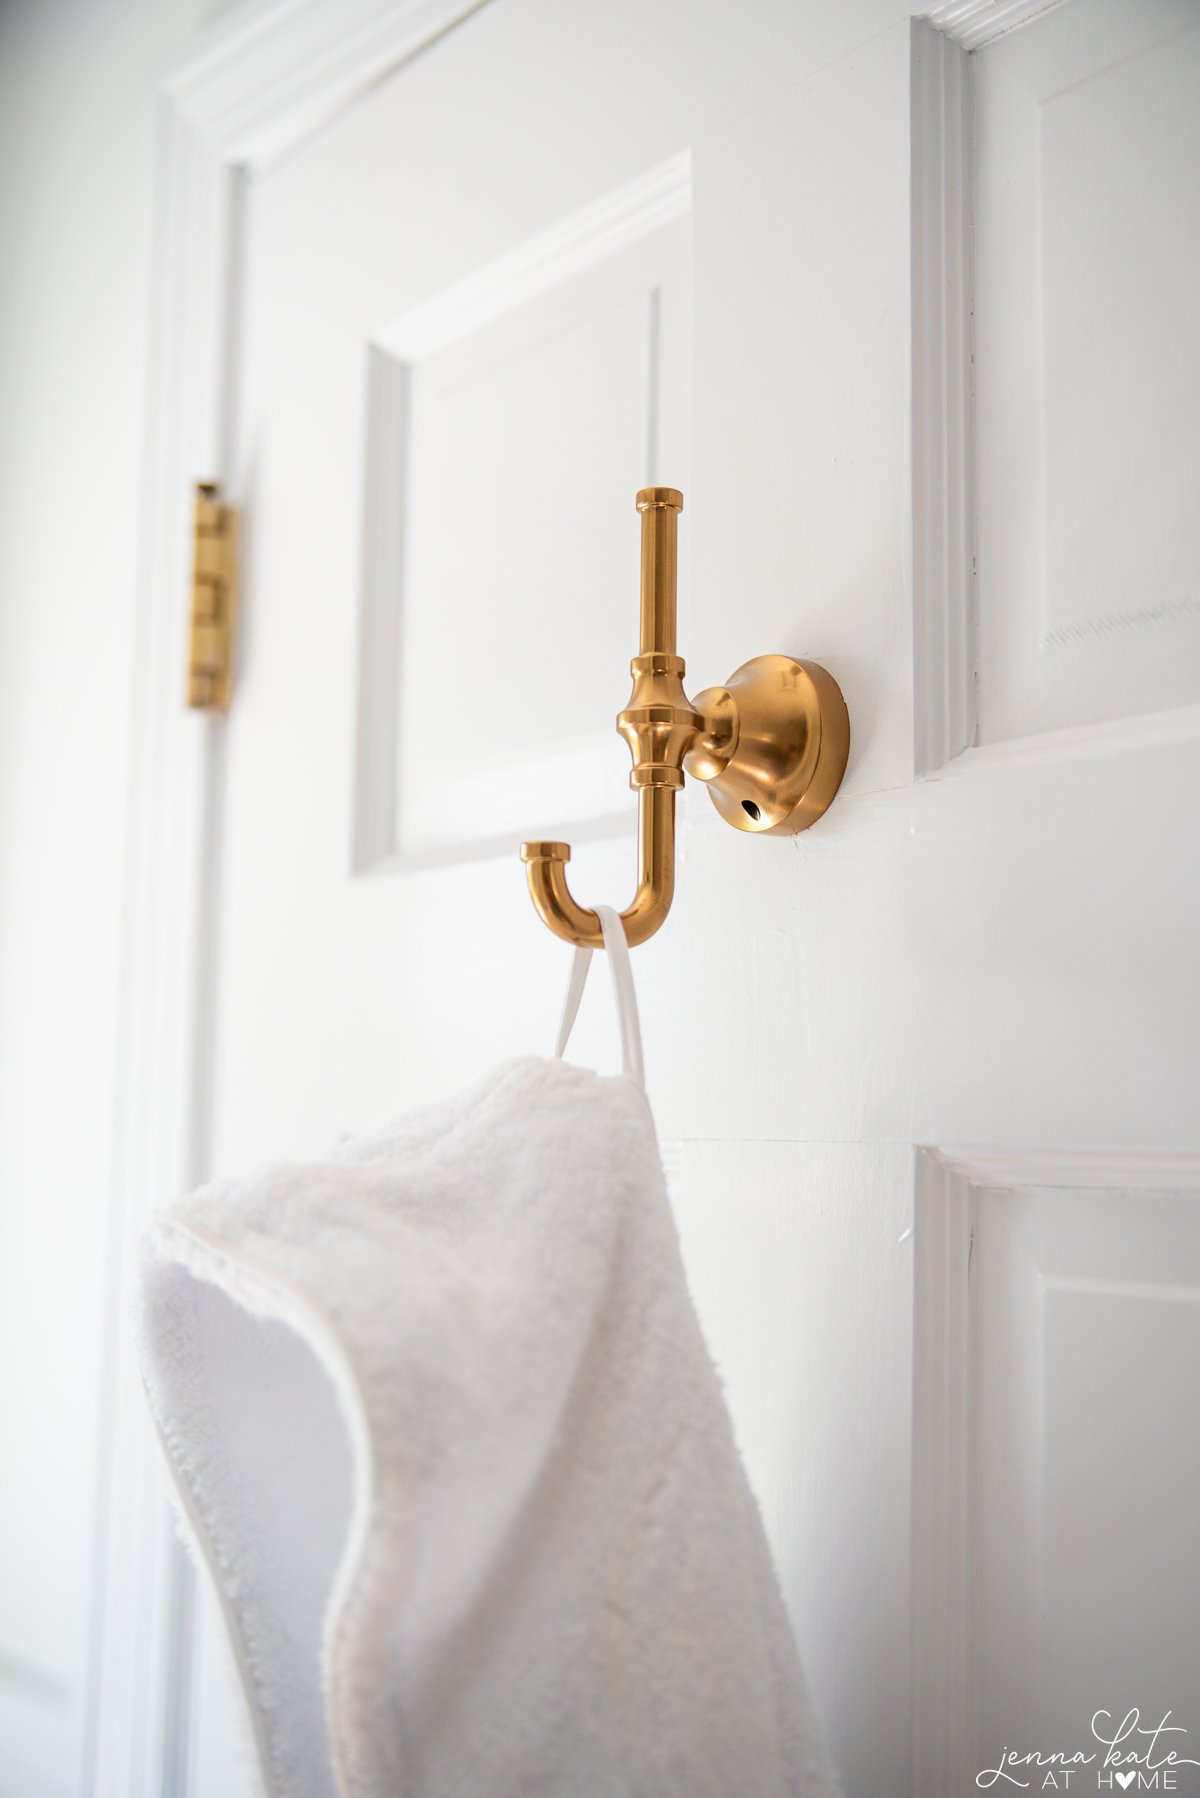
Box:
[975,1182,1200,1784]
[974,0,1200,741]
[1,0,1194,1794]
[374,198,691,862]
[179,3,1200,1794]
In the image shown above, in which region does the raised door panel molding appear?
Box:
[913,0,1200,772]
[919,0,1073,51]
[355,156,691,868]
[913,1148,1200,1798]
[911,21,976,777]
[166,0,487,168]
[974,0,1200,745]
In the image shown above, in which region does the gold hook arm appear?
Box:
[520,489,693,949]
[520,787,676,949]
[519,486,851,946]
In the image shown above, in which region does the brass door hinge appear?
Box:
[188,482,238,710]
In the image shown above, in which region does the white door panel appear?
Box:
[983,1188,1200,1771]
[363,190,691,866]
[974,0,1200,742]
[113,2,1200,1795]
[916,1157,1200,1796]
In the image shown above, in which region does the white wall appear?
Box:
[0,2,221,1789]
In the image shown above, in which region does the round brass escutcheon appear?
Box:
[686,654,850,835]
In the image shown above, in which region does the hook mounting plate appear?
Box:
[687,655,850,835]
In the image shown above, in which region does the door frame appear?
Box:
[88,6,485,1793]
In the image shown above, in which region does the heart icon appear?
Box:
[1115,1775,1136,1791]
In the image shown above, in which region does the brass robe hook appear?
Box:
[520,488,849,948]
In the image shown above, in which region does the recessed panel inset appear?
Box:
[356,160,691,868]
[973,0,1200,743]
[915,1154,1200,1797]
[975,1185,1200,1786]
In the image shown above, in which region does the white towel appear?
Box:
[137,907,840,1798]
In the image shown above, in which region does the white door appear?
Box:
[112,1,1200,1794]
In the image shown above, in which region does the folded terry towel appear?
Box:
[137,906,840,1798]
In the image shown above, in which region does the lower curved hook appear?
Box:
[520,788,675,948]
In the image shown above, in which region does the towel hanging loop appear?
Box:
[520,487,850,949]
[553,904,645,1086]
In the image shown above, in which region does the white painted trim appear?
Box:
[353,346,408,872]
[358,155,690,871]
[912,10,1200,780]
[911,1145,1200,1797]
[921,698,1200,779]
[911,21,976,779]
[922,1144,1200,1192]
[913,7,1200,780]
[88,5,487,1793]
[911,1150,978,1798]
[85,98,239,1798]
[374,152,691,361]
[918,0,1072,51]
[166,0,488,169]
